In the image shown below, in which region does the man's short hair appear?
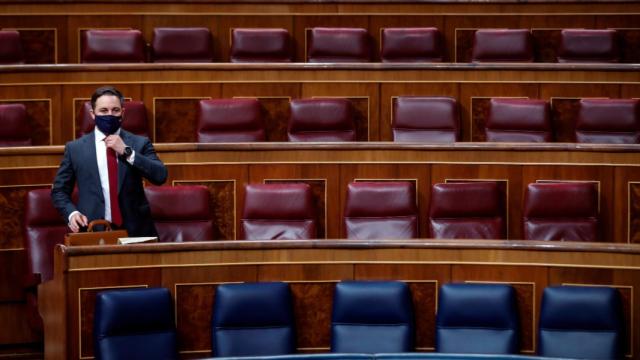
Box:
[91,86,125,110]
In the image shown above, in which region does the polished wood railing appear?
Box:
[39,239,640,359]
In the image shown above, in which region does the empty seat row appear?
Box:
[2,97,636,147]
[93,282,625,359]
[0,28,625,64]
[17,182,601,335]
[243,181,600,242]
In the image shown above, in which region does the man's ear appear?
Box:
[89,108,95,120]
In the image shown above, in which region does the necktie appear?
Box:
[106,147,122,226]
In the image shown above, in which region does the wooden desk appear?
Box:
[39,240,640,359]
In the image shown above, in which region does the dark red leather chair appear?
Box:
[0,30,24,64]
[576,99,639,144]
[523,182,599,241]
[288,98,356,142]
[197,98,266,142]
[429,182,505,239]
[307,27,371,63]
[485,98,552,142]
[344,181,418,240]
[22,188,70,334]
[557,29,620,63]
[76,100,149,138]
[242,183,317,240]
[230,28,293,63]
[81,29,146,63]
[392,96,459,142]
[0,103,31,147]
[151,27,214,63]
[471,29,534,62]
[381,27,443,63]
[145,185,214,242]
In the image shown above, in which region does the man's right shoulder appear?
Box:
[65,133,92,150]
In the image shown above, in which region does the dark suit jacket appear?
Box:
[51,130,168,237]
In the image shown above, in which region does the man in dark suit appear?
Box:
[52,86,167,236]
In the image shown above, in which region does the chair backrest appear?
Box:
[0,30,24,64]
[307,27,371,63]
[23,188,69,284]
[242,183,316,240]
[392,96,459,142]
[331,281,414,353]
[539,286,624,359]
[288,98,356,142]
[145,185,214,242]
[94,287,177,360]
[576,98,639,144]
[471,29,533,62]
[77,101,149,138]
[436,283,519,354]
[486,98,552,142]
[523,182,599,241]
[381,27,443,63]
[231,28,293,62]
[344,181,418,240]
[0,103,31,147]
[81,29,145,63]
[197,98,265,142]
[151,27,214,63]
[429,182,504,239]
[212,282,295,357]
[558,29,620,63]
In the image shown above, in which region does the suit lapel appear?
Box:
[117,131,128,192]
[86,132,102,190]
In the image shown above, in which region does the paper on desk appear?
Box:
[117,237,158,245]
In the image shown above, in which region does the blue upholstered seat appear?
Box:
[93,287,177,360]
[436,283,519,354]
[539,286,624,359]
[212,282,296,357]
[331,281,414,353]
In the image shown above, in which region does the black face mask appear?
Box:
[94,114,122,135]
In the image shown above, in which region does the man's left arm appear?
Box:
[129,138,168,185]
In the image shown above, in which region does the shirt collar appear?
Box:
[94,127,121,142]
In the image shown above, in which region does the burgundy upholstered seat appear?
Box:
[344,181,418,240]
[558,29,619,63]
[428,182,504,239]
[0,30,24,64]
[288,98,356,142]
[23,188,70,333]
[381,27,443,63]
[523,182,599,241]
[231,28,292,62]
[151,27,214,63]
[197,98,265,142]
[392,96,459,142]
[81,29,146,63]
[485,98,552,142]
[575,99,639,144]
[242,183,317,240]
[471,29,533,62]
[307,27,371,63]
[145,185,214,242]
[0,103,31,147]
[77,100,149,138]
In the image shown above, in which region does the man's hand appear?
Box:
[69,212,88,233]
[105,135,127,155]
